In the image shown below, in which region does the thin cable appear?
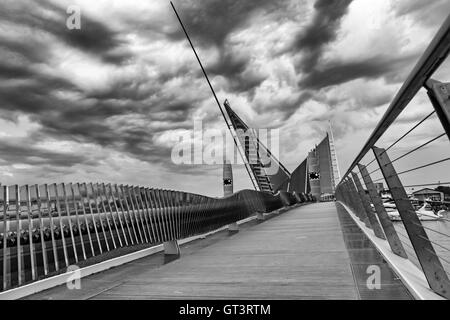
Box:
[362,133,446,179]
[424,247,450,266]
[373,157,450,183]
[170,2,258,191]
[364,110,436,168]
[413,222,450,238]
[391,133,446,163]
[418,234,450,252]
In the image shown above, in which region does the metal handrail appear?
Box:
[340,15,450,182]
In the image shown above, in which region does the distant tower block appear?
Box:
[223,162,233,197]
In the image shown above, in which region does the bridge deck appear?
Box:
[25,202,411,299]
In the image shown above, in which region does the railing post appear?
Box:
[358,164,407,258]
[351,172,385,239]
[373,146,450,299]
[345,178,372,228]
[339,181,352,210]
[228,221,239,233]
[163,240,180,256]
[425,79,450,141]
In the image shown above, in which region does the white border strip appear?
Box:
[338,202,445,300]
[0,212,270,300]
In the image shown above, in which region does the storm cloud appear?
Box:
[0,0,447,195]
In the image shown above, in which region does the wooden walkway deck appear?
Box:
[25,202,411,300]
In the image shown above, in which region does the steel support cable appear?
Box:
[170,2,258,191]
[412,221,450,239]
[418,234,450,253]
[391,133,446,163]
[372,157,450,182]
[358,133,447,181]
[364,110,437,168]
[424,247,450,266]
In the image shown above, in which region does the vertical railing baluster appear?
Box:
[185,194,193,237]
[39,184,59,271]
[30,185,49,276]
[107,183,123,247]
[176,192,182,239]
[178,193,186,238]
[161,190,170,240]
[190,195,198,236]
[157,189,170,241]
[97,183,117,249]
[73,183,94,258]
[136,187,153,243]
[68,183,86,261]
[126,186,144,243]
[105,184,125,247]
[170,191,178,239]
[146,189,163,243]
[93,183,113,250]
[148,188,167,242]
[170,191,177,239]
[60,183,78,263]
[21,185,37,281]
[167,190,176,240]
[139,188,154,243]
[85,183,104,254]
[131,186,149,243]
[9,185,25,286]
[373,146,450,299]
[49,184,69,268]
[116,185,136,245]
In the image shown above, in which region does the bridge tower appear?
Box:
[328,121,341,189]
[221,100,291,194]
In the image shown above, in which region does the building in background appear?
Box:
[289,127,340,202]
[412,188,444,202]
[220,100,340,201]
[307,147,321,200]
[307,132,340,202]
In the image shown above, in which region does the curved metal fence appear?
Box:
[0,183,310,292]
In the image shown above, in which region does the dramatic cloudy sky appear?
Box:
[0,0,449,196]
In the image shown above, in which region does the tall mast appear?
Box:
[170,2,258,191]
[328,121,341,188]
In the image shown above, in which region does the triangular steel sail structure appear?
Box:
[328,121,341,189]
[222,100,291,194]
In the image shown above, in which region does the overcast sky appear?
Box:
[0,0,449,196]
